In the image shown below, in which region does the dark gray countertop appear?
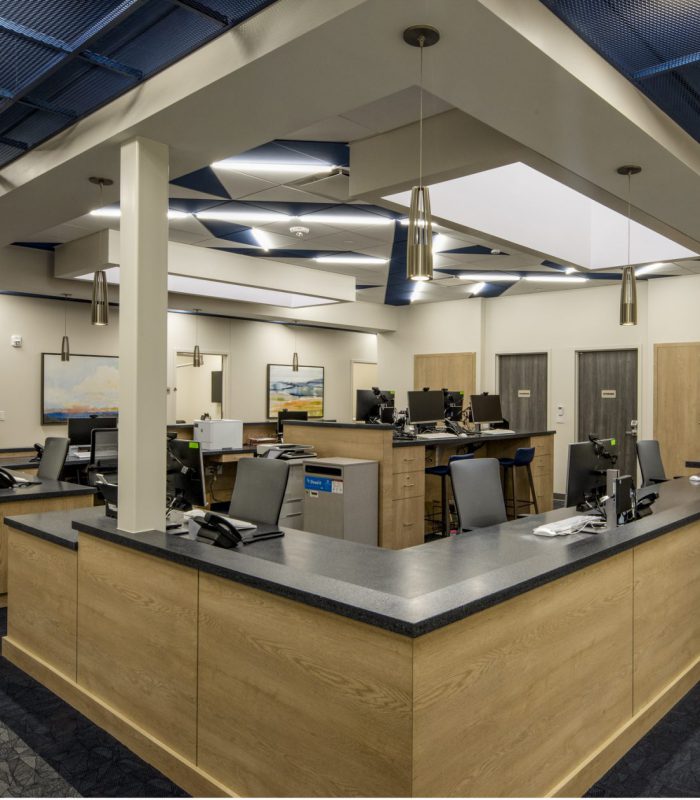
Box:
[0,479,95,504]
[7,478,700,637]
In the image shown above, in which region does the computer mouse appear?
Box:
[689,475,700,484]
[458,433,468,438]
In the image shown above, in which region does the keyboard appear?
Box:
[533,515,605,537]
[416,432,458,440]
[480,429,516,435]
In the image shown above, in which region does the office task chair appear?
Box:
[449,458,507,531]
[425,453,474,535]
[88,428,119,485]
[37,437,70,480]
[229,458,290,526]
[498,447,539,518]
[636,440,668,487]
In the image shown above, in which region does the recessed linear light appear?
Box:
[211,160,336,174]
[314,256,388,265]
[90,208,190,220]
[635,262,665,277]
[195,210,291,223]
[458,273,520,282]
[564,267,578,274]
[469,282,486,296]
[251,228,274,251]
[301,215,393,226]
[523,275,589,283]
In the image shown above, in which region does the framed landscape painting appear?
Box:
[267,364,324,418]
[42,353,119,424]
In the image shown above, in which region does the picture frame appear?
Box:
[267,364,324,418]
[41,352,119,424]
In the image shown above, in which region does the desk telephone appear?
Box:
[190,512,284,548]
[0,467,18,488]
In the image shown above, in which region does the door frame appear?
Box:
[350,360,379,420]
[171,349,230,421]
[574,346,642,479]
[495,350,552,429]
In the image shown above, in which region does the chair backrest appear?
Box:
[90,428,118,467]
[38,437,70,480]
[448,453,474,465]
[229,458,290,526]
[449,458,507,530]
[513,447,535,467]
[636,440,667,486]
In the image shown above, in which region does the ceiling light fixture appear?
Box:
[91,271,109,325]
[618,165,641,326]
[195,210,291,223]
[60,293,71,361]
[314,256,387,265]
[298,215,393,226]
[404,25,440,282]
[291,321,300,372]
[251,228,274,251]
[211,160,335,174]
[469,282,486,296]
[458,273,520,282]
[89,207,189,220]
[192,308,203,368]
[523,275,588,283]
[564,267,578,274]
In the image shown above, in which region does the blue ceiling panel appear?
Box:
[170,166,231,198]
[0,0,279,167]
[539,0,700,142]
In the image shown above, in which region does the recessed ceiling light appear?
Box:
[90,207,190,220]
[251,228,273,251]
[314,256,388,265]
[635,262,665,276]
[564,266,578,274]
[469,282,486,295]
[523,275,588,283]
[458,273,520,282]
[195,210,291,223]
[299,215,393,226]
[211,160,335,174]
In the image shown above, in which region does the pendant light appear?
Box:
[88,177,113,327]
[291,321,299,372]
[192,308,203,367]
[617,165,641,326]
[60,293,71,362]
[403,25,440,282]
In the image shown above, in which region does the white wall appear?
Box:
[0,295,377,447]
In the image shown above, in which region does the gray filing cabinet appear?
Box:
[279,459,307,530]
[302,457,378,545]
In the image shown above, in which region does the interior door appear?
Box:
[577,349,638,477]
[654,343,700,477]
[498,353,547,431]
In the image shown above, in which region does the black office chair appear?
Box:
[37,437,70,481]
[636,440,668,487]
[449,458,507,531]
[229,458,290,526]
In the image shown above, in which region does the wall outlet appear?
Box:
[10,335,22,348]
[556,404,565,424]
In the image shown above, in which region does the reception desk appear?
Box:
[3,478,699,796]
[284,421,555,548]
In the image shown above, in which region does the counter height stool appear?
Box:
[498,447,538,518]
[425,453,474,535]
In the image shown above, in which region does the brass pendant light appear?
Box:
[192,309,203,367]
[60,293,71,362]
[291,321,299,372]
[89,177,113,327]
[617,165,641,326]
[403,25,440,282]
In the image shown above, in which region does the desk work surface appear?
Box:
[6,478,699,637]
[0,479,95,504]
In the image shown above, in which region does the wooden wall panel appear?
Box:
[414,352,476,399]
[654,343,700,477]
[198,574,413,797]
[7,530,77,679]
[634,521,700,711]
[77,535,198,761]
[413,552,634,797]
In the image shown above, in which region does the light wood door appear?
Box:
[654,343,700,477]
[414,352,476,398]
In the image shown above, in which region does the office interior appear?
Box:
[0,0,699,797]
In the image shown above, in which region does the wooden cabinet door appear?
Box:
[414,353,476,398]
[654,343,700,477]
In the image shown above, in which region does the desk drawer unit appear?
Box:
[393,447,424,474]
[392,470,424,501]
[393,495,424,548]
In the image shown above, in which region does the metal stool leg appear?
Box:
[440,473,449,535]
[526,463,539,514]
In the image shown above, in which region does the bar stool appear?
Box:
[498,447,539,518]
[425,453,474,535]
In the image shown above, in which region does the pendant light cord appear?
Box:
[627,172,631,267]
[418,35,425,189]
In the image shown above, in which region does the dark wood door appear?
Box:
[577,349,638,477]
[498,353,548,431]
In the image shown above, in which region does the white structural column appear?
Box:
[118,138,169,532]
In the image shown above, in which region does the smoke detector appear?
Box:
[290,225,310,238]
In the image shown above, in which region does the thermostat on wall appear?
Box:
[10,335,22,348]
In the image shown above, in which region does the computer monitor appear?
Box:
[276,409,308,437]
[167,438,206,509]
[90,428,118,469]
[67,415,117,446]
[408,390,445,425]
[443,390,464,422]
[470,394,503,425]
[565,438,618,508]
[355,389,395,423]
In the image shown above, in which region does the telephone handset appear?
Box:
[0,467,17,489]
[191,512,242,548]
[444,420,464,436]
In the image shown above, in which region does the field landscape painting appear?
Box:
[267,364,324,418]
[42,353,119,424]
